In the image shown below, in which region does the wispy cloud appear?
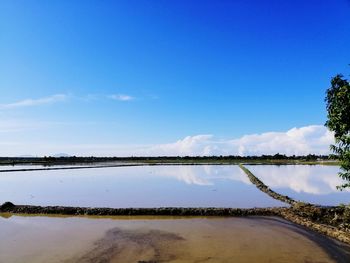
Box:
[109,94,135,101]
[0,94,68,109]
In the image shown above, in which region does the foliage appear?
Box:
[325,74,350,189]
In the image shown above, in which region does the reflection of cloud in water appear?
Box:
[151,166,212,186]
[247,165,349,195]
[149,165,251,186]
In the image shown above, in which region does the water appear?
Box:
[1,165,350,262]
[0,165,57,170]
[246,165,350,206]
[0,215,348,263]
[0,162,129,171]
[0,165,285,208]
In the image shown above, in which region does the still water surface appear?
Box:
[0,165,285,208]
[0,215,348,263]
[246,165,350,206]
[0,162,130,171]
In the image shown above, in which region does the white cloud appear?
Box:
[145,125,334,156]
[0,125,335,157]
[109,94,134,101]
[230,125,335,156]
[148,135,215,156]
[0,94,68,109]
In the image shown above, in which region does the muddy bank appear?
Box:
[239,165,350,229]
[2,201,350,245]
[239,165,350,243]
[0,202,279,217]
[239,164,298,205]
[279,208,350,244]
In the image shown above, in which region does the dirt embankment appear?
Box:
[0,202,279,217]
[1,200,350,244]
[239,165,350,244]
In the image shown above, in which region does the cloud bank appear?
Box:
[0,125,334,157]
[0,94,67,109]
[145,125,334,156]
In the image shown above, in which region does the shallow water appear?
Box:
[0,162,127,171]
[0,165,285,208]
[246,165,350,206]
[0,215,349,263]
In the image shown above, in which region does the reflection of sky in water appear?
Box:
[246,165,350,206]
[0,165,56,170]
[149,165,252,186]
[0,165,285,208]
[0,163,124,171]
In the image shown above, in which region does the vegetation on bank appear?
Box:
[0,154,338,166]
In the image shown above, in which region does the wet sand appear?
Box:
[1,215,349,263]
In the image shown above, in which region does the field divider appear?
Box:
[0,202,283,216]
[239,164,350,243]
[238,164,298,205]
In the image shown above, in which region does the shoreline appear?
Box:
[0,160,340,173]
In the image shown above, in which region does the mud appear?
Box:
[66,228,186,263]
[1,215,349,263]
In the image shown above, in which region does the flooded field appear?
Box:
[0,162,131,171]
[0,164,88,171]
[246,165,350,206]
[2,164,350,262]
[0,165,285,208]
[1,215,349,263]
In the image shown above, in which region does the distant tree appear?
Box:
[325,74,350,189]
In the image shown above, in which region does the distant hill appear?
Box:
[52,153,71,158]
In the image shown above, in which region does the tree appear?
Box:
[325,74,350,189]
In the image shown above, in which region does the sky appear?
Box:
[0,0,349,157]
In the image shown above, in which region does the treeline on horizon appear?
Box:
[0,154,336,165]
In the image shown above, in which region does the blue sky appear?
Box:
[0,0,349,156]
